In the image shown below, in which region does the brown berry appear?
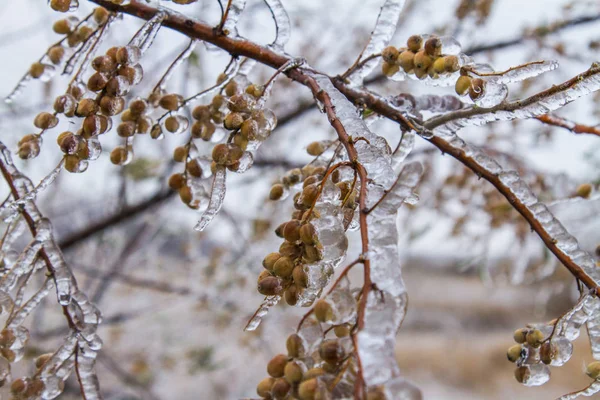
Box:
[168,173,186,190]
[424,37,442,57]
[258,276,283,296]
[159,94,184,111]
[262,252,281,271]
[267,354,288,378]
[381,46,400,64]
[407,35,423,52]
[273,256,294,278]
[186,159,203,178]
[33,112,58,130]
[314,299,334,322]
[286,334,304,358]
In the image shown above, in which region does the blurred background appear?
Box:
[1,0,600,398]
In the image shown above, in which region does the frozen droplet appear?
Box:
[517,364,550,387]
[244,295,281,331]
[194,166,226,231]
[546,337,573,366]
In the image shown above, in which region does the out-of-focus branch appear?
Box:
[465,14,600,54]
[57,160,297,251]
[536,114,600,137]
[98,352,161,400]
[58,190,172,250]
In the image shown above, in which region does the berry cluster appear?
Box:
[506,324,573,386]
[256,326,353,400]
[260,165,336,303]
[56,42,144,170]
[164,76,277,209]
[381,35,461,81]
[16,8,113,166]
[8,351,63,400]
[259,158,359,306]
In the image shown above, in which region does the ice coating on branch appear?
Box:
[185,58,240,104]
[424,127,600,287]
[391,129,415,173]
[348,0,407,86]
[256,58,305,109]
[558,381,600,400]
[194,166,227,231]
[7,278,53,328]
[479,60,559,85]
[550,294,596,342]
[153,39,198,95]
[5,74,32,104]
[65,16,115,77]
[390,94,465,114]
[75,342,102,400]
[312,74,421,392]
[357,292,406,386]
[0,162,62,223]
[426,64,600,135]
[128,10,168,55]
[263,0,291,50]
[244,295,281,331]
[222,0,247,37]
[586,299,600,360]
[357,163,422,388]
[0,140,102,397]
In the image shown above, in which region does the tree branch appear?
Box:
[87,0,600,303]
[536,114,600,137]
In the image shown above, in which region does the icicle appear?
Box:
[587,307,600,360]
[357,291,407,385]
[0,162,63,223]
[244,295,281,331]
[356,163,423,388]
[221,0,247,37]
[558,381,600,400]
[128,10,168,55]
[194,166,227,231]
[426,63,600,135]
[391,129,415,172]
[263,0,291,50]
[313,72,422,390]
[7,278,53,328]
[348,0,407,86]
[238,57,257,77]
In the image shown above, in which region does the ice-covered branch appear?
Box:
[536,114,600,138]
[89,0,600,297]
